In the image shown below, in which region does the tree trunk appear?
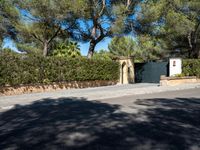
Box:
[43,40,48,57]
[188,32,193,58]
[192,47,199,58]
[87,41,96,59]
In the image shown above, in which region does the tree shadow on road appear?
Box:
[0,96,200,150]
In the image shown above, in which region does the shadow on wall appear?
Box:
[0,97,200,150]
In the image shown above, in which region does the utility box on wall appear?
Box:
[169,58,182,76]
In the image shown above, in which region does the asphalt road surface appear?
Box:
[0,88,200,150]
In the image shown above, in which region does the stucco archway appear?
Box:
[118,57,135,84]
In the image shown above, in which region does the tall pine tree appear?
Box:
[139,0,200,58]
[14,0,83,56]
[70,0,140,58]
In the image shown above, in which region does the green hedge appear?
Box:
[182,59,200,78]
[0,53,120,86]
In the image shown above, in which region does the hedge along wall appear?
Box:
[182,59,200,78]
[0,53,120,86]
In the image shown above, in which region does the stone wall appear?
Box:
[0,80,117,96]
[160,76,200,86]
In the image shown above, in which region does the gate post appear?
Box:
[169,58,182,76]
[118,57,135,84]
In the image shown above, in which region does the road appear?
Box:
[1,83,200,110]
[0,88,200,150]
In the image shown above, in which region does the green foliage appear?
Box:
[2,1,141,57]
[182,59,200,78]
[139,0,200,58]
[69,0,140,58]
[16,43,42,55]
[14,0,78,56]
[92,50,113,61]
[0,48,19,55]
[108,36,137,57]
[108,36,166,62]
[0,53,119,86]
[0,0,19,44]
[174,73,185,77]
[136,35,167,62]
[52,41,81,58]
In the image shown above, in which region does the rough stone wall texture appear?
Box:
[160,76,200,86]
[0,80,117,96]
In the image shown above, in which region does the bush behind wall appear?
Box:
[182,59,200,78]
[0,53,120,86]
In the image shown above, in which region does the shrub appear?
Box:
[182,59,200,78]
[174,73,185,77]
[0,53,120,86]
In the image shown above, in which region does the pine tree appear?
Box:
[70,0,140,58]
[139,0,200,58]
[108,36,137,58]
[14,0,81,56]
[0,0,19,46]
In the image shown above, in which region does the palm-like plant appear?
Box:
[52,41,81,58]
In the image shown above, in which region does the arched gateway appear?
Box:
[118,57,135,84]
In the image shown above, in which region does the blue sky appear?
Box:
[3,37,112,56]
[2,9,112,56]
[3,38,18,52]
[2,4,139,56]
[79,38,111,55]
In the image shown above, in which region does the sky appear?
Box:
[2,8,113,56]
[3,38,18,52]
[3,37,112,56]
[79,38,111,56]
[2,1,141,56]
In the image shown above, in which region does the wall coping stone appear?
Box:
[160,76,199,86]
[160,76,197,80]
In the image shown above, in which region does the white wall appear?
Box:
[169,58,182,76]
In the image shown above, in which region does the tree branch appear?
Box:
[193,22,200,44]
[126,0,131,9]
[32,33,43,43]
[187,32,193,49]
[97,23,104,37]
[48,27,61,44]
[98,0,106,17]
